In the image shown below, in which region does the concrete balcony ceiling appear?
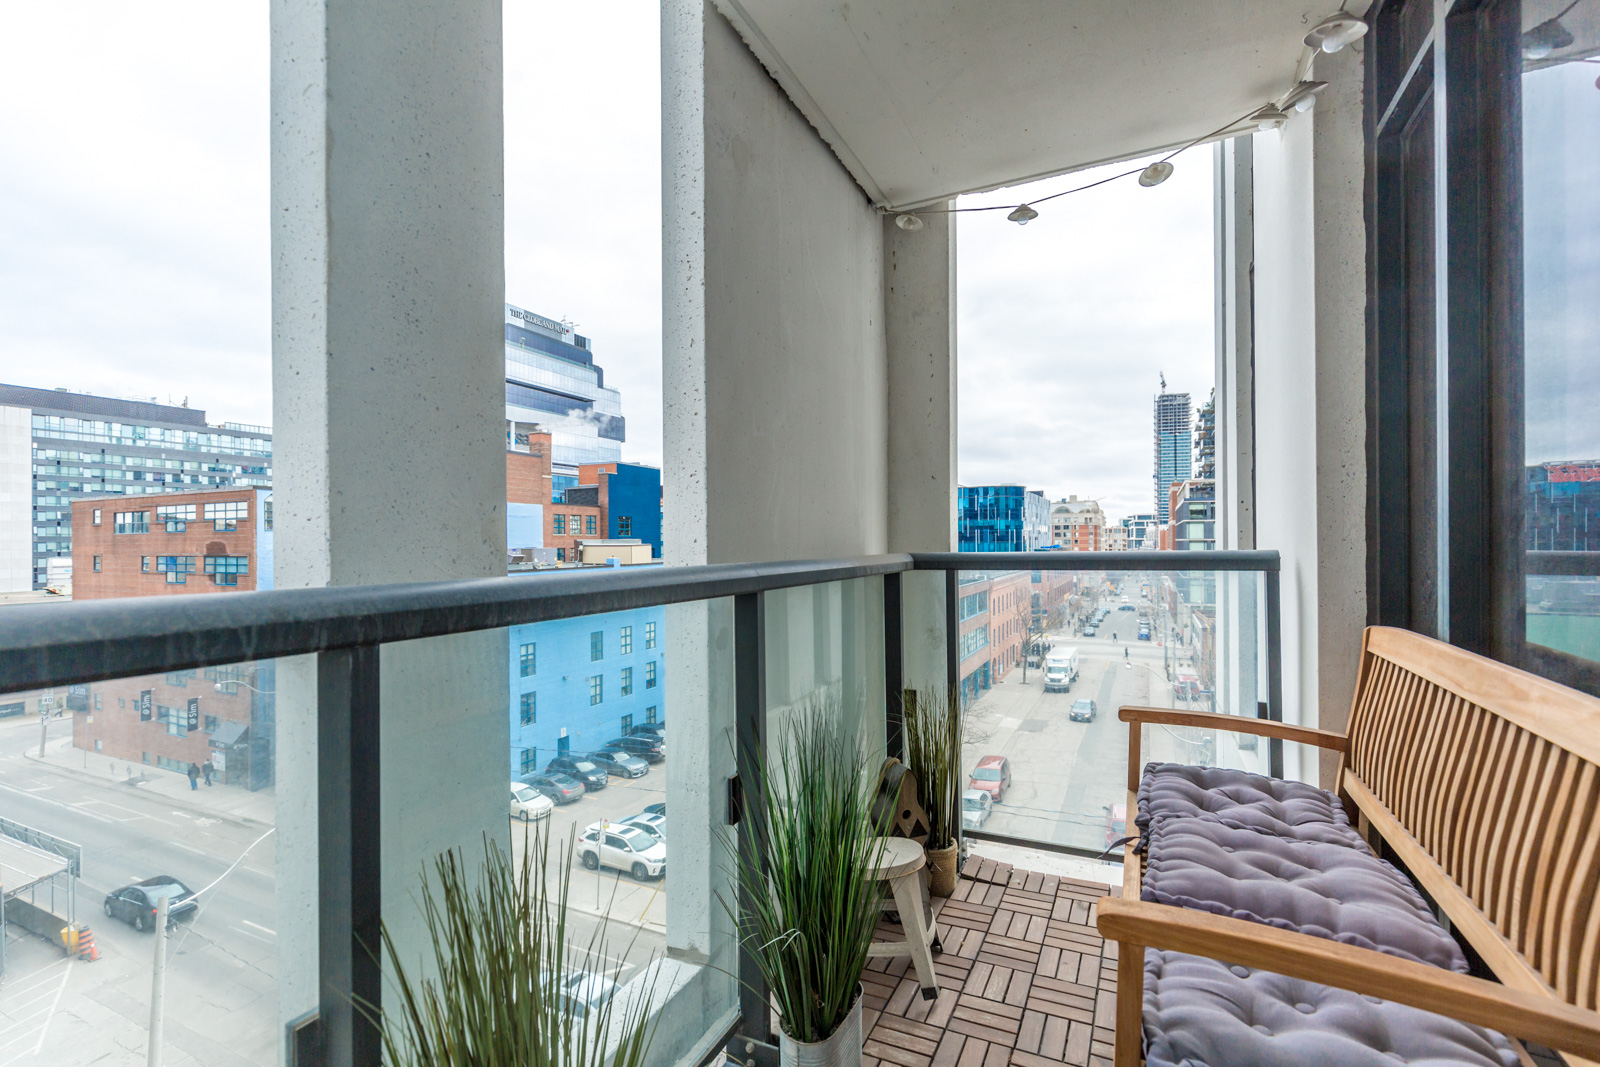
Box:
[710,0,1340,210]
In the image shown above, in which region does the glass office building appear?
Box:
[958,485,1031,552]
[504,303,625,478]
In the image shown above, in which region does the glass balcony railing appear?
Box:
[0,550,1281,1067]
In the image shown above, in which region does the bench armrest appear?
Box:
[1097,896,1600,1063]
[1118,704,1349,792]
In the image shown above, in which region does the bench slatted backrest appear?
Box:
[1343,626,1600,1013]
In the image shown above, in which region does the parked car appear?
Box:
[969,755,1012,802]
[602,736,664,763]
[545,755,609,792]
[629,723,666,739]
[1084,625,1098,637]
[961,788,993,830]
[104,876,197,932]
[523,772,586,804]
[641,801,666,817]
[558,971,618,1019]
[623,811,667,839]
[587,749,649,778]
[511,781,554,822]
[1104,802,1128,849]
[1070,698,1097,722]
[1120,604,1136,612]
[577,823,666,879]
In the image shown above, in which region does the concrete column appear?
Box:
[663,0,888,566]
[886,208,958,553]
[270,0,506,1049]
[1251,43,1366,787]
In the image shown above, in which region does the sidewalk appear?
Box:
[25,734,275,827]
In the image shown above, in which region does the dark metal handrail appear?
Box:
[0,551,1282,691]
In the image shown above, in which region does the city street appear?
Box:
[963,579,1226,854]
[0,716,277,1067]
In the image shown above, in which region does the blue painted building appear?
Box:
[605,463,663,558]
[508,602,667,777]
[958,485,1030,552]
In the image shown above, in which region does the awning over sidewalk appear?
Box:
[0,837,71,897]
[209,720,249,747]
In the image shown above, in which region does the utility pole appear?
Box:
[147,894,170,1067]
[38,696,52,757]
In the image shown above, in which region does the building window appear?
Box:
[156,705,186,737]
[205,500,248,531]
[92,508,101,526]
[645,705,657,724]
[645,622,656,649]
[156,755,186,772]
[519,691,535,726]
[113,511,148,534]
[620,667,633,696]
[645,661,657,689]
[590,631,603,661]
[589,675,603,705]
[94,739,102,752]
[156,503,195,533]
[142,556,152,573]
[165,670,191,686]
[616,516,632,537]
[519,642,536,677]
[157,555,195,584]
[556,548,565,562]
[570,514,582,535]
[620,626,632,654]
[92,555,101,572]
[204,715,219,733]
[94,692,102,710]
[204,555,249,586]
[585,515,597,536]
[620,714,633,734]
[520,748,536,775]
[553,514,566,535]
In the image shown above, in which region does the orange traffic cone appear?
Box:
[76,925,99,961]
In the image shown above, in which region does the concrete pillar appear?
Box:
[270,0,506,1050]
[663,0,888,566]
[1251,43,1366,787]
[886,209,958,553]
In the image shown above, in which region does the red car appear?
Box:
[969,755,1012,802]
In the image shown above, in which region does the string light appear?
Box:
[886,11,1366,229]
[1280,80,1328,113]
[1139,161,1174,187]
[1303,13,1368,53]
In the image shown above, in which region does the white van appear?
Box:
[1044,647,1079,692]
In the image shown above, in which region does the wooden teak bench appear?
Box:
[1096,625,1600,1066]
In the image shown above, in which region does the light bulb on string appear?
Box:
[1007,204,1039,225]
[1139,161,1174,187]
[894,213,924,231]
[1252,106,1288,131]
[1304,13,1368,53]
[1281,80,1327,113]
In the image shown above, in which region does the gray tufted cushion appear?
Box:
[1138,763,1363,846]
[1141,818,1468,972]
[1143,951,1521,1067]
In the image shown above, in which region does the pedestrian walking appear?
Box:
[187,762,200,791]
[202,759,215,787]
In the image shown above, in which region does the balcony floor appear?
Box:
[865,858,1117,1067]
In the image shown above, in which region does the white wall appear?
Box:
[0,406,31,592]
[1251,44,1367,785]
[665,2,888,565]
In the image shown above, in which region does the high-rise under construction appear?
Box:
[1154,389,1193,520]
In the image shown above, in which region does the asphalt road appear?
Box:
[0,717,278,1066]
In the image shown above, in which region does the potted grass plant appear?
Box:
[362,829,657,1067]
[903,686,964,896]
[724,696,888,1067]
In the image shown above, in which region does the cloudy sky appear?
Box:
[0,3,1212,526]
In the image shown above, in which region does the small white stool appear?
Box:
[865,837,941,1000]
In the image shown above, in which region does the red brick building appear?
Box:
[506,431,658,563]
[70,487,270,600]
[986,570,1031,681]
[72,668,262,784]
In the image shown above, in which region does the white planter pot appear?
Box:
[779,989,863,1067]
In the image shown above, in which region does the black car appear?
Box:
[629,723,666,739]
[602,736,664,763]
[104,876,198,932]
[545,756,609,791]
[587,749,649,778]
[523,772,586,804]
[642,801,666,817]
[1070,698,1098,723]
